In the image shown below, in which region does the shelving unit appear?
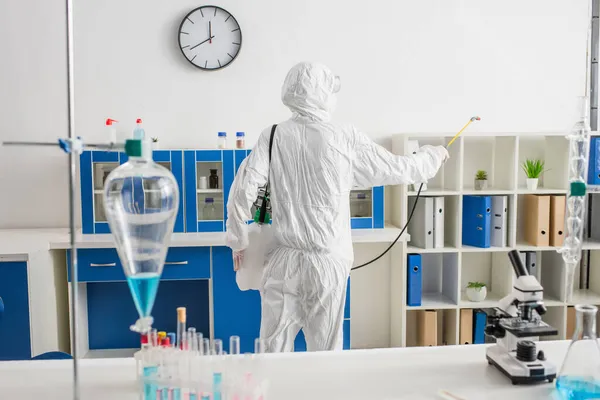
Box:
[390,132,586,347]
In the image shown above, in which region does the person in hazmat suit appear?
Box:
[226,62,448,352]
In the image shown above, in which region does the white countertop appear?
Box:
[0,226,408,256]
[0,341,568,400]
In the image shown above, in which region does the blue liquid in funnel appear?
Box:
[126,273,160,317]
[556,376,600,400]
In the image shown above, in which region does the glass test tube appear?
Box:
[213,339,223,356]
[197,333,204,355]
[177,307,187,349]
[230,336,240,355]
[254,338,266,354]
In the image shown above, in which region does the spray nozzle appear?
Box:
[105,118,118,126]
[471,116,481,122]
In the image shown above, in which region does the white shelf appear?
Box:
[407,292,457,310]
[94,189,102,194]
[516,187,567,194]
[569,289,600,306]
[84,348,138,359]
[407,189,460,196]
[197,189,223,194]
[459,292,503,309]
[515,242,559,252]
[461,188,514,195]
[544,295,564,307]
[406,246,459,254]
[583,241,600,250]
[461,246,512,253]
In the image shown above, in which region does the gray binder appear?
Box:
[408,196,434,249]
[491,196,508,247]
[590,194,600,241]
[433,197,445,248]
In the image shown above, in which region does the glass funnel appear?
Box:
[556,305,600,399]
[103,139,179,333]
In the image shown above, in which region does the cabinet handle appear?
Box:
[90,263,117,267]
[164,261,188,266]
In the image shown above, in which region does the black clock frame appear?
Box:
[177,5,242,71]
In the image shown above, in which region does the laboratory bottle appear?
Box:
[134,118,146,140]
[217,132,227,149]
[209,169,219,189]
[555,304,600,399]
[236,132,245,149]
[203,198,216,220]
[103,139,179,333]
[106,118,118,144]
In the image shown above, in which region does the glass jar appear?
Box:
[209,169,219,189]
[217,132,227,149]
[236,132,245,149]
[556,304,600,399]
[203,198,216,220]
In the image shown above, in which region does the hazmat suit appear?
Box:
[225,62,448,352]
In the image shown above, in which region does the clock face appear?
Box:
[178,6,242,70]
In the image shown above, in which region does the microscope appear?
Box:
[484,249,557,385]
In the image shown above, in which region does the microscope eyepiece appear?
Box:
[508,249,528,277]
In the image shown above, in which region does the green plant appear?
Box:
[475,170,488,180]
[467,281,486,290]
[151,137,158,143]
[521,159,547,179]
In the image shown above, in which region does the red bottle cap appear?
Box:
[136,118,142,124]
[106,118,118,126]
[140,334,148,345]
[162,337,171,347]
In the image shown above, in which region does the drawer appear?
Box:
[68,247,211,282]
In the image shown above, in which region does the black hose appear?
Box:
[351,182,423,271]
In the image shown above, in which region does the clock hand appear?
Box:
[190,36,215,50]
[209,21,212,44]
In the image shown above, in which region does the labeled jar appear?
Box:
[236,132,245,149]
[217,132,227,149]
[198,176,208,190]
[209,169,219,189]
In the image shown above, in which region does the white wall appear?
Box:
[0,0,590,229]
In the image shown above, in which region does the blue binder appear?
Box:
[473,309,486,344]
[407,254,422,307]
[589,137,600,185]
[462,196,492,248]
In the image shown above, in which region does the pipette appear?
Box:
[177,307,186,349]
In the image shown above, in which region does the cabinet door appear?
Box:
[0,262,31,360]
[212,247,261,354]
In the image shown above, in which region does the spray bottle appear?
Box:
[134,118,146,140]
[106,118,118,144]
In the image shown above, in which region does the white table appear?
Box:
[0,341,569,399]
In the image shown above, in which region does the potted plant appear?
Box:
[466,281,487,302]
[474,170,488,190]
[521,159,547,190]
[151,137,159,150]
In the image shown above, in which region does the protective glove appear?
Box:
[233,250,245,271]
[436,145,450,162]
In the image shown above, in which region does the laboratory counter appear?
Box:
[0,340,568,400]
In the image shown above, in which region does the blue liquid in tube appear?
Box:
[556,376,600,400]
[127,273,160,317]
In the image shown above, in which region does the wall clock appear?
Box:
[178,6,242,70]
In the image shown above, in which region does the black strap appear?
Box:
[258,124,277,223]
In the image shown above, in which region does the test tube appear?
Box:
[196,333,204,355]
[213,339,223,356]
[254,338,266,354]
[177,307,187,349]
[230,336,240,355]
[203,338,211,356]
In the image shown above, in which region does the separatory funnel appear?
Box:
[103,139,179,333]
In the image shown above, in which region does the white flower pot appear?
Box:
[526,178,538,190]
[466,286,487,302]
[474,179,488,190]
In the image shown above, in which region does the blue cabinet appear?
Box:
[0,262,32,360]
[80,150,185,234]
[212,246,261,354]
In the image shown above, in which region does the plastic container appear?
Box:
[556,304,600,399]
[133,118,146,140]
[198,176,208,190]
[209,169,219,189]
[236,132,245,149]
[217,132,227,149]
[103,139,179,333]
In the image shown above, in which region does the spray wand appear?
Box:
[351,116,480,271]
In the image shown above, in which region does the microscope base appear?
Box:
[486,345,556,385]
